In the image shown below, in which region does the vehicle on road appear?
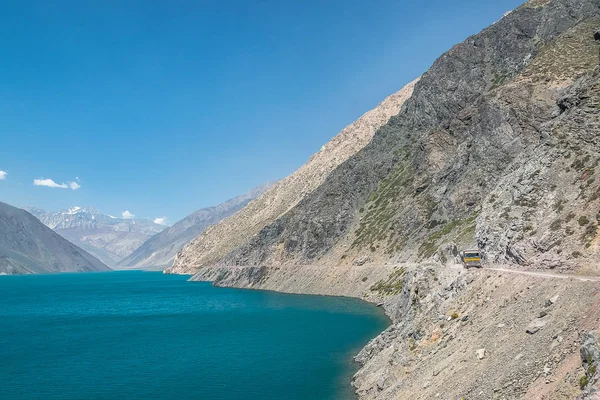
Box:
[460,249,482,268]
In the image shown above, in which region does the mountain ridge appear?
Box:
[27,206,166,266]
[170,1,600,397]
[118,181,275,269]
[0,201,110,274]
[167,78,419,273]
[175,0,600,272]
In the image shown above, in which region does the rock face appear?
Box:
[167,78,419,273]
[579,331,600,399]
[173,0,600,274]
[0,201,110,274]
[118,182,274,270]
[27,206,166,267]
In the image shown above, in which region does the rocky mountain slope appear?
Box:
[190,262,600,399]
[27,206,165,266]
[167,78,419,273]
[118,182,274,270]
[0,201,110,274]
[172,0,600,275]
[174,0,600,398]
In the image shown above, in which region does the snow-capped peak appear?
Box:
[67,206,82,214]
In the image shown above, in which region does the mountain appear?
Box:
[168,0,600,398]
[0,201,110,274]
[27,206,166,266]
[167,79,419,273]
[171,0,600,273]
[118,182,275,270]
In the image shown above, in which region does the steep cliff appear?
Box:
[178,0,600,273]
[167,79,418,273]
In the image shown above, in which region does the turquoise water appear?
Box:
[0,271,388,400]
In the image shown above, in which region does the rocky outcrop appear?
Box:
[0,202,110,274]
[353,267,600,400]
[118,182,274,270]
[579,331,600,399]
[166,79,418,274]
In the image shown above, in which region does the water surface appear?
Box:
[0,271,388,400]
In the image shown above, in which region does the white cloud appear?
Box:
[122,210,135,219]
[0,170,7,180]
[33,177,81,190]
[68,181,81,190]
[153,217,168,225]
[34,178,68,188]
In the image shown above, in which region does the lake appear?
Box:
[0,271,388,400]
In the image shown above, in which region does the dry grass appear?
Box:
[518,17,600,84]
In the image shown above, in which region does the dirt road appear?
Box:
[484,266,600,282]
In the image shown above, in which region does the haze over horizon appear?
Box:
[0,0,523,222]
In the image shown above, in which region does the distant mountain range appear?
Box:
[26,206,165,267]
[0,201,109,274]
[24,182,274,270]
[118,181,275,270]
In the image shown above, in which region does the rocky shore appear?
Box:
[190,264,600,399]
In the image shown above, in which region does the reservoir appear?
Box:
[0,271,388,400]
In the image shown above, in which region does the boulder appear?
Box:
[545,295,559,307]
[581,331,600,370]
[578,331,600,399]
[476,348,486,360]
[526,318,548,334]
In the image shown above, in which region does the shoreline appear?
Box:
[185,264,403,398]
[181,263,600,399]
[187,273,393,400]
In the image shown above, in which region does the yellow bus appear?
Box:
[460,250,482,268]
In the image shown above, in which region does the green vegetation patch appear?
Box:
[581,224,598,243]
[418,212,479,259]
[353,147,415,249]
[370,268,406,296]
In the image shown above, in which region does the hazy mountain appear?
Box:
[0,201,110,274]
[27,206,165,266]
[118,182,275,270]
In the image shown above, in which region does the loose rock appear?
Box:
[477,348,486,360]
[526,318,548,334]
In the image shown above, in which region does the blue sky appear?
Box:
[0,0,523,223]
